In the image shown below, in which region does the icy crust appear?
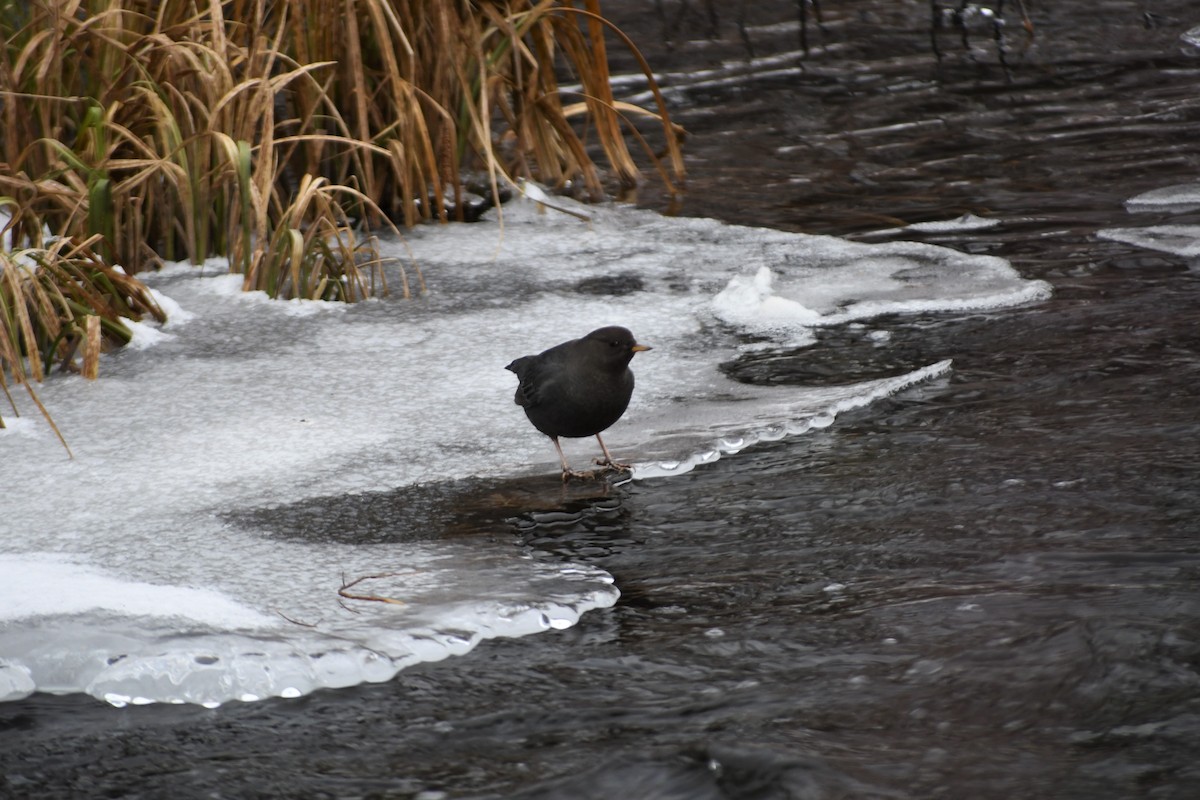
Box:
[1101,182,1200,259]
[0,555,614,708]
[1123,183,1200,214]
[712,258,1049,335]
[1098,225,1200,258]
[0,555,277,627]
[629,360,952,479]
[1,196,1048,707]
[0,660,36,703]
[904,213,1002,233]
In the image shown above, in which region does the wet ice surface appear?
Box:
[0,198,1046,707]
[1124,183,1200,214]
[903,213,1002,233]
[1098,225,1200,259]
[1101,183,1200,261]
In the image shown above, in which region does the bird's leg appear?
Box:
[551,436,571,472]
[592,433,632,473]
[552,436,595,482]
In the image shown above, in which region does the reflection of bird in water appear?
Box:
[506,326,651,481]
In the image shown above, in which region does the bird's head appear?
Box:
[584,326,651,369]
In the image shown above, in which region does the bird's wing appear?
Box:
[506,355,548,408]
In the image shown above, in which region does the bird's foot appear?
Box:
[561,468,600,482]
[592,458,632,474]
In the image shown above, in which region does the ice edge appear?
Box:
[631,359,953,480]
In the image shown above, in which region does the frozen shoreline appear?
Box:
[0,199,1048,707]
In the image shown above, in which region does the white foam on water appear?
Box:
[0,197,1049,707]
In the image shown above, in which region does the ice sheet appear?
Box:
[1181,25,1200,54]
[1123,183,1200,214]
[0,197,1049,706]
[1098,225,1200,259]
[712,250,1049,336]
[905,213,1002,233]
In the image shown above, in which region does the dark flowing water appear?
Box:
[3,2,1200,798]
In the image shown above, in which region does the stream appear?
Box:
[2,1,1199,798]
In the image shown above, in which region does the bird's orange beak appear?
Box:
[631,344,652,353]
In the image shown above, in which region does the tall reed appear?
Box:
[1,0,682,286]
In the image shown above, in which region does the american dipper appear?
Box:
[506,326,651,480]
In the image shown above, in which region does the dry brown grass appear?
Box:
[2,0,682,281]
[0,227,166,451]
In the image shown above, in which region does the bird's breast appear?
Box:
[523,366,634,438]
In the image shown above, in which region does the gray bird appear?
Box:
[506,326,651,480]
